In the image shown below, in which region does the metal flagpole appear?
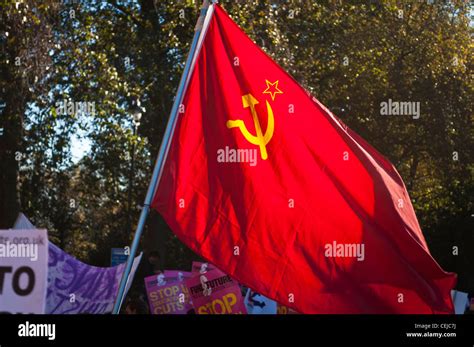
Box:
[112,0,216,314]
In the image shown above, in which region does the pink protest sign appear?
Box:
[186,266,247,314]
[164,270,191,283]
[277,304,299,314]
[191,261,217,274]
[145,271,192,314]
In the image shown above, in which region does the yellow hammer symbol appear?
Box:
[226,93,275,160]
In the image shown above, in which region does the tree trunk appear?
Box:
[0,86,23,228]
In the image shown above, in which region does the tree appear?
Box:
[0,0,471,292]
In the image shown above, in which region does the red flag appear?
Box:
[152,4,455,313]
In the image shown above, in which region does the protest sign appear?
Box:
[451,290,469,315]
[191,261,216,274]
[0,228,48,314]
[111,248,128,266]
[244,288,277,314]
[186,266,247,314]
[277,304,299,314]
[164,270,191,283]
[145,271,192,314]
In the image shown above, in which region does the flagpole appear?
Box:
[112,0,215,314]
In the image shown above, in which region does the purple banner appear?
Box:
[46,243,141,314]
[13,213,142,314]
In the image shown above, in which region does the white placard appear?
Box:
[0,229,48,314]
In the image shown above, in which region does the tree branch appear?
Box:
[109,1,142,27]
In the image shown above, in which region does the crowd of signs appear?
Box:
[0,213,294,315]
[144,265,473,315]
[1,214,471,314]
[0,214,141,314]
[144,261,297,314]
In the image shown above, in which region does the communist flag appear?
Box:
[152,4,455,313]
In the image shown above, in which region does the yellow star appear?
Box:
[263,79,283,101]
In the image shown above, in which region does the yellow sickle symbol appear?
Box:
[226,93,274,160]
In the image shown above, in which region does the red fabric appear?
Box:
[152,4,455,313]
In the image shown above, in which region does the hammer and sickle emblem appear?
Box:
[226,93,275,160]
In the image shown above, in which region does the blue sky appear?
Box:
[71,134,91,163]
